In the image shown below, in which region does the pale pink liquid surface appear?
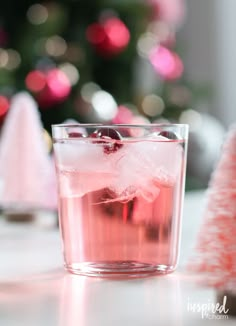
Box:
[55,138,186,277]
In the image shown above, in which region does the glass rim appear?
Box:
[52,123,189,129]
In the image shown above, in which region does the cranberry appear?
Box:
[91,128,122,154]
[159,131,178,140]
[96,128,122,140]
[68,132,85,138]
[90,131,98,138]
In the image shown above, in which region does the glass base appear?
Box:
[65,261,176,279]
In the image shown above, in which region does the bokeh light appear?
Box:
[142,94,165,117]
[59,63,79,86]
[112,105,134,124]
[0,49,21,70]
[147,21,174,44]
[104,17,130,51]
[27,4,48,25]
[169,85,192,107]
[47,69,71,100]
[5,49,21,70]
[0,95,10,116]
[91,90,118,120]
[25,70,46,93]
[153,117,170,124]
[86,18,130,55]
[0,49,8,68]
[45,35,67,57]
[137,32,157,58]
[129,115,150,137]
[149,45,183,80]
[130,115,150,125]
[36,69,71,107]
[179,109,202,132]
[81,82,101,102]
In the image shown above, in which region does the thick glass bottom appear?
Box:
[65,261,176,279]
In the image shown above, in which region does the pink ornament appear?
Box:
[37,68,71,108]
[189,124,236,292]
[47,69,71,100]
[149,45,183,80]
[0,92,57,211]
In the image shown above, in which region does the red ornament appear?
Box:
[86,23,106,45]
[86,17,130,57]
[25,70,47,93]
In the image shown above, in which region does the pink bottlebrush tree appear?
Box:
[190,124,236,291]
[0,92,57,211]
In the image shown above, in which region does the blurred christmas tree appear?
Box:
[0,0,207,132]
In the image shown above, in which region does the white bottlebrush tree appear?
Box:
[0,92,57,212]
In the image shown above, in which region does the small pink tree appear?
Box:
[190,124,236,293]
[0,92,57,212]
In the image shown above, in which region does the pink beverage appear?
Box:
[52,124,188,278]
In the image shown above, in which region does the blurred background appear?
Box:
[0,0,233,190]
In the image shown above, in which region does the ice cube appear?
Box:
[108,136,183,201]
[130,136,183,179]
[58,170,116,197]
[53,135,184,201]
[54,141,117,196]
[54,141,111,172]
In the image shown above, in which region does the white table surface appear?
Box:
[0,191,235,326]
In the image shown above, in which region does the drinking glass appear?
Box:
[52,124,188,278]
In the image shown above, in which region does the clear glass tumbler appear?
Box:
[52,124,188,278]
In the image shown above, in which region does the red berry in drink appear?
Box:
[68,132,85,138]
[90,131,98,138]
[96,128,122,140]
[159,131,178,139]
[91,128,122,154]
